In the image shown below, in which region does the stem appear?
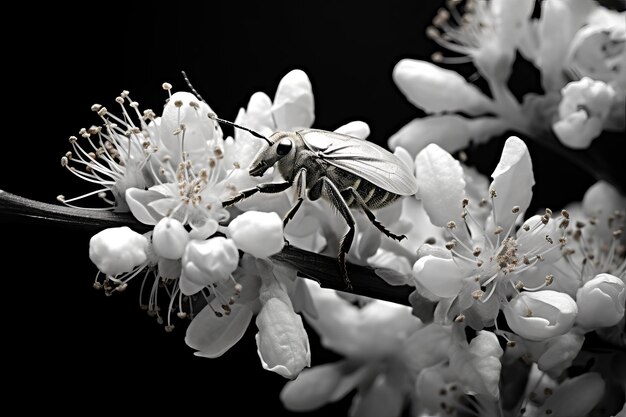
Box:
[0,190,414,306]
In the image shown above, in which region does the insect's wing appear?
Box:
[300,129,418,195]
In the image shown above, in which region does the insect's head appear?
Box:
[249,132,298,177]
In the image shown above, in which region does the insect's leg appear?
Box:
[282,168,307,228]
[309,177,355,290]
[222,181,291,207]
[343,188,406,241]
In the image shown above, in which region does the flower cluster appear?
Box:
[389,0,625,154]
[59,1,626,415]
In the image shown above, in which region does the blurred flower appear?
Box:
[281,280,422,416]
[391,0,625,155]
[552,77,617,149]
[520,368,605,417]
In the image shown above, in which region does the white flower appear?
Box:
[449,330,503,399]
[152,217,188,259]
[553,77,617,149]
[412,137,568,329]
[280,280,422,415]
[576,273,626,330]
[565,7,626,91]
[58,92,157,211]
[89,226,149,276]
[228,210,284,258]
[179,237,239,295]
[533,0,599,91]
[503,290,578,341]
[425,0,535,81]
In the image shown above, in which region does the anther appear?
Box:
[174,100,183,108]
[473,247,482,257]
[462,198,469,208]
[445,240,457,250]
[490,189,497,198]
[512,206,520,214]
[447,221,457,230]
[91,104,102,112]
[97,107,108,117]
[472,289,484,300]
[545,274,554,286]
[494,226,504,235]
[162,82,173,91]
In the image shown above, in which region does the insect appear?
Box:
[182,72,417,289]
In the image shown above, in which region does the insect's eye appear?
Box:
[276,138,292,156]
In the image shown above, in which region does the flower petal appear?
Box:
[334,121,370,139]
[488,136,534,236]
[415,144,466,227]
[450,331,503,399]
[412,256,464,299]
[536,373,605,417]
[185,302,253,358]
[271,69,315,130]
[280,361,367,411]
[349,373,405,417]
[228,211,285,258]
[393,59,493,115]
[255,297,310,379]
[389,115,507,157]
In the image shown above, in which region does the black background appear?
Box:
[1,1,622,415]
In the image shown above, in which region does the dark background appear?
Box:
[1,1,622,415]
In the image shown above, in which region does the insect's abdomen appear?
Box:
[331,169,400,209]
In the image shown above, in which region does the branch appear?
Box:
[0,190,414,306]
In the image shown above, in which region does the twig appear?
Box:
[0,190,414,305]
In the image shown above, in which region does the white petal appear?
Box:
[537,372,605,417]
[280,361,366,411]
[185,302,253,358]
[393,59,493,115]
[412,256,464,299]
[89,227,149,276]
[255,297,310,379]
[228,211,285,258]
[415,144,466,227]
[402,324,451,371]
[450,331,503,399]
[272,69,315,130]
[488,137,534,235]
[152,217,188,259]
[334,121,370,139]
[125,188,160,225]
[349,373,404,417]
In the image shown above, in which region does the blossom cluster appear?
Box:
[61,0,625,415]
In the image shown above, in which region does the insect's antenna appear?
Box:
[181,70,207,103]
[181,70,272,146]
[208,113,272,146]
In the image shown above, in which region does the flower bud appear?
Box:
[504,290,578,341]
[393,59,493,115]
[553,77,616,149]
[576,273,626,330]
[256,297,311,379]
[152,217,188,259]
[89,227,149,276]
[228,211,284,258]
[180,237,239,295]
